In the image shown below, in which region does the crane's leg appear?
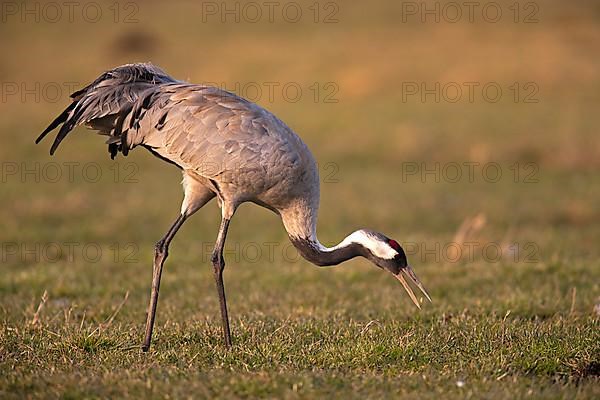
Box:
[142,173,215,352]
[211,217,232,347]
[142,214,187,352]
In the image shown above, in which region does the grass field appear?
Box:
[1,0,599,398]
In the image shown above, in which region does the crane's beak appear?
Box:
[394,266,432,309]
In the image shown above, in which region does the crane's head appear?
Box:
[356,229,431,308]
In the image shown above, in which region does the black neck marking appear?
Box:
[289,237,370,267]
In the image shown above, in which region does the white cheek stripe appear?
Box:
[317,230,398,260]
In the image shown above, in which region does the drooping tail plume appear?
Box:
[36,63,178,156]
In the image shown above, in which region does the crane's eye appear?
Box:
[388,239,401,251]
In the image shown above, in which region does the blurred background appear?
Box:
[2,0,599,268]
[0,0,599,396]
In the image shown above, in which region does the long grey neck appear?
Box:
[280,199,370,267]
[289,235,368,266]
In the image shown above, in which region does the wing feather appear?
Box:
[38,64,307,198]
[37,63,178,155]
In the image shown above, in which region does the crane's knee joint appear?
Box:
[211,253,225,271]
[155,240,168,257]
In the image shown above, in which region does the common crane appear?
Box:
[36,63,430,351]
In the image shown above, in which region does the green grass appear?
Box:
[1,0,600,398]
[1,253,598,398]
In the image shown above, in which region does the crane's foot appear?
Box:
[223,328,232,349]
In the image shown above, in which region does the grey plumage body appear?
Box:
[138,83,321,237]
[37,63,430,351]
[40,64,318,237]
